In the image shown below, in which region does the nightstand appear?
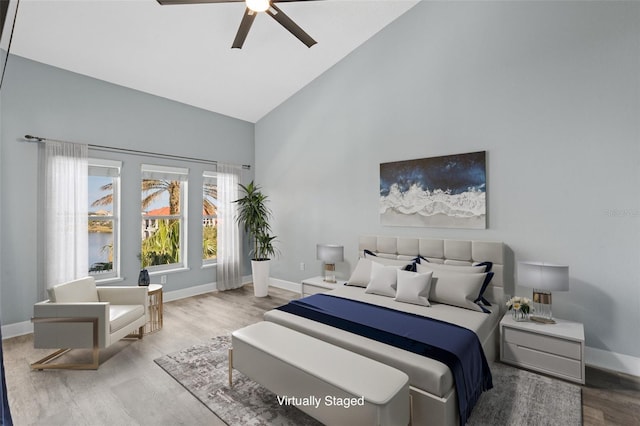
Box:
[500,315,585,384]
[300,276,346,297]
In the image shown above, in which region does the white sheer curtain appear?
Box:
[44,141,88,288]
[216,163,242,290]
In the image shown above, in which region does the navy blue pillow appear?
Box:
[404,263,417,272]
[475,261,493,273]
[475,264,494,305]
[476,302,491,314]
[367,249,418,272]
[474,272,495,308]
[412,255,429,264]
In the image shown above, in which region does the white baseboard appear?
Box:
[1,320,33,339]
[585,346,640,378]
[269,278,301,294]
[163,282,217,303]
[163,275,254,302]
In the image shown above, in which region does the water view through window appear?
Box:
[88,174,115,275]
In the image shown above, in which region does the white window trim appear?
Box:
[88,158,122,281]
[141,165,188,272]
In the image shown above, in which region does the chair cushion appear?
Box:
[50,277,99,303]
[110,305,145,333]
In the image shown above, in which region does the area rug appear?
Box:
[154,335,582,426]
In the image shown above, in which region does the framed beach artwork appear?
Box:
[380,151,487,229]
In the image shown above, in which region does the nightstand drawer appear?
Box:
[503,327,581,360]
[503,342,583,381]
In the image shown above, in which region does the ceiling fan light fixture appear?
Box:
[246,0,269,13]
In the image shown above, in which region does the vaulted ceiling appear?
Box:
[10,0,418,122]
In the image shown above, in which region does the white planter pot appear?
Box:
[251,259,271,297]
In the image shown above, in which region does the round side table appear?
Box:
[145,284,163,334]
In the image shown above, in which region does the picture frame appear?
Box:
[380,151,487,229]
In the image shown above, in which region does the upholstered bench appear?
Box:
[230,322,410,426]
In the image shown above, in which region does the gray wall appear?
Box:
[256,1,640,358]
[0,55,254,325]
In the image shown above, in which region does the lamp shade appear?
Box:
[246,0,269,12]
[316,244,344,263]
[518,261,569,291]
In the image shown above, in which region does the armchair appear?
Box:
[32,277,147,370]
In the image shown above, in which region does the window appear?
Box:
[203,172,217,264]
[141,164,188,271]
[88,159,121,279]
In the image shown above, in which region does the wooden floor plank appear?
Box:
[3,285,295,426]
[583,366,640,426]
[3,284,639,425]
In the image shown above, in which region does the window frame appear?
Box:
[141,164,189,273]
[88,158,121,281]
[202,171,217,266]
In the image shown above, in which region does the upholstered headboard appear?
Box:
[359,236,505,308]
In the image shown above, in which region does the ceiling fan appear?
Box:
[156,0,320,49]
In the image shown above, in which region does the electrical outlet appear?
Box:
[160,275,167,284]
[299,262,305,271]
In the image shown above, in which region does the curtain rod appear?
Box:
[22,134,251,170]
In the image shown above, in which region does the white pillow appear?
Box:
[364,253,412,268]
[394,270,433,307]
[416,263,487,312]
[364,262,399,297]
[416,261,494,307]
[347,258,374,287]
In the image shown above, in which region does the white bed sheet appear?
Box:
[263,285,501,397]
[329,285,500,342]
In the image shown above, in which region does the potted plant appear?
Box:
[234,181,278,297]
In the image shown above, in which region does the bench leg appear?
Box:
[228,347,233,388]
[409,394,413,425]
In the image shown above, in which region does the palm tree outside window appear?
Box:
[203,171,218,264]
[140,164,188,271]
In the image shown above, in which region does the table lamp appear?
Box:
[518,261,569,324]
[316,244,344,283]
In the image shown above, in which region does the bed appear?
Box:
[264,236,506,426]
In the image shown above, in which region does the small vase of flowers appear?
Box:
[506,296,532,321]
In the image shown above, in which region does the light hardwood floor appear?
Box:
[3,285,297,426]
[3,284,639,425]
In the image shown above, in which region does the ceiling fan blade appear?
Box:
[266,3,317,48]
[232,8,257,49]
[157,0,243,5]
